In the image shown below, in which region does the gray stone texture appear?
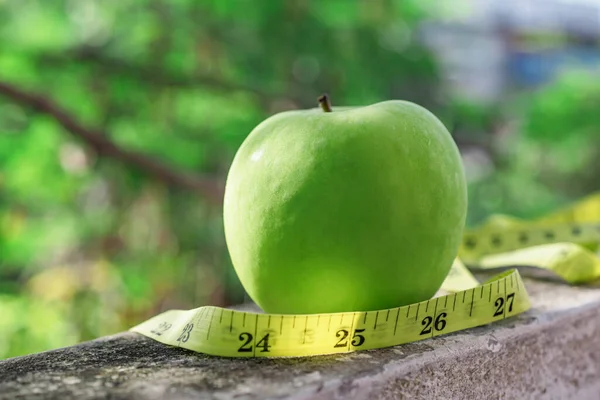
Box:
[1,277,599,399]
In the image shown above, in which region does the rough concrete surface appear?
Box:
[0,277,599,400]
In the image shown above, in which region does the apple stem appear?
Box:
[318,94,332,112]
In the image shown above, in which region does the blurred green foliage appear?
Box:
[0,0,598,359]
[466,69,600,224]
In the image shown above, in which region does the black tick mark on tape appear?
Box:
[491,236,502,247]
[464,237,476,249]
[518,233,528,244]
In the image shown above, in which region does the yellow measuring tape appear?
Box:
[130,193,600,358]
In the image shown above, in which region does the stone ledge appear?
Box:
[1,278,600,400]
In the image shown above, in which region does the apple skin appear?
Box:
[224,100,467,314]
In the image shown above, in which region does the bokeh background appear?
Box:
[1,0,599,359]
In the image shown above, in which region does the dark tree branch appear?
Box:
[0,80,224,204]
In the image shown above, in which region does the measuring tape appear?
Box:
[130,193,600,358]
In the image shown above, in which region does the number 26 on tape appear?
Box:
[420,312,447,336]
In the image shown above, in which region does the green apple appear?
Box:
[224,96,467,314]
